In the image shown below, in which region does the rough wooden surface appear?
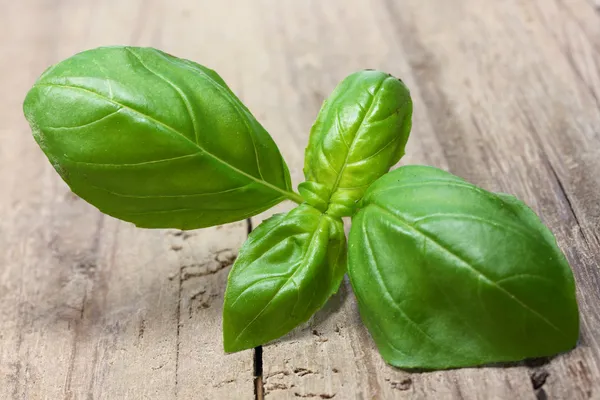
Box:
[1,0,599,399]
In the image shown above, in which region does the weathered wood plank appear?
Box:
[375,1,600,398]
[245,0,600,399]
[152,1,261,397]
[0,0,254,399]
[2,0,599,399]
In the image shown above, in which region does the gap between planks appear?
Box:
[247,217,265,400]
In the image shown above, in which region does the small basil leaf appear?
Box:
[223,204,346,352]
[301,70,412,217]
[349,165,579,369]
[23,46,296,229]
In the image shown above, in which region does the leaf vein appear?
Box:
[413,212,538,241]
[125,47,201,145]
[362,223,445,350]
[325,79,386,202]
[65,153,198,168]
[34,82,293,201]
[335,112,350,150]
[370,203,567,338]
[87,182,254,199]
[43,109,121,130]
[149,48,266,181]
[230,215,325,346]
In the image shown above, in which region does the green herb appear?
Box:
[223,204,346,352]
[349,165,579,368]
[24,46,298,230]
[23,46,579,370]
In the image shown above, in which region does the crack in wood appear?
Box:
[247,218,265,400]
[518,108,595,252]
[138,318,146,340]
[168,228,239,397]
[545,158,593,249]
[530,369,550,390]
[265,382,295,393]
[385,377,413,391]
[179,250,237,281]
[213,378,236,388]
[293,392,336,399]
[187,289,218,317]
[167,230,195,240]
[175,264,182,398]
[64,214,105,400]
[293,367,315,377]
[265,370,290,379]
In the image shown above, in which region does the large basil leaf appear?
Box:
[349,165,579,369]
[300,70,412,217]
[223,204,346,352]
[23,46,298,229]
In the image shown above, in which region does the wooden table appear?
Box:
[1,1,599,399]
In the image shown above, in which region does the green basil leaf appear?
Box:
[349,165,579,369]
[23,46,298,229]
[300,70,412,217]
[223,204,346,352]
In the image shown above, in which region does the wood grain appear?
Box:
[1,0,599,399]
[248,0,600,399]
[0,1,254,399]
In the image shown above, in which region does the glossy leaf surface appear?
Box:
[223,204,346,352]
[301,70,412,217]
[349,165,579,369]
[23,46,296,229]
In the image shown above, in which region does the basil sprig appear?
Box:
[24,46,579,369]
